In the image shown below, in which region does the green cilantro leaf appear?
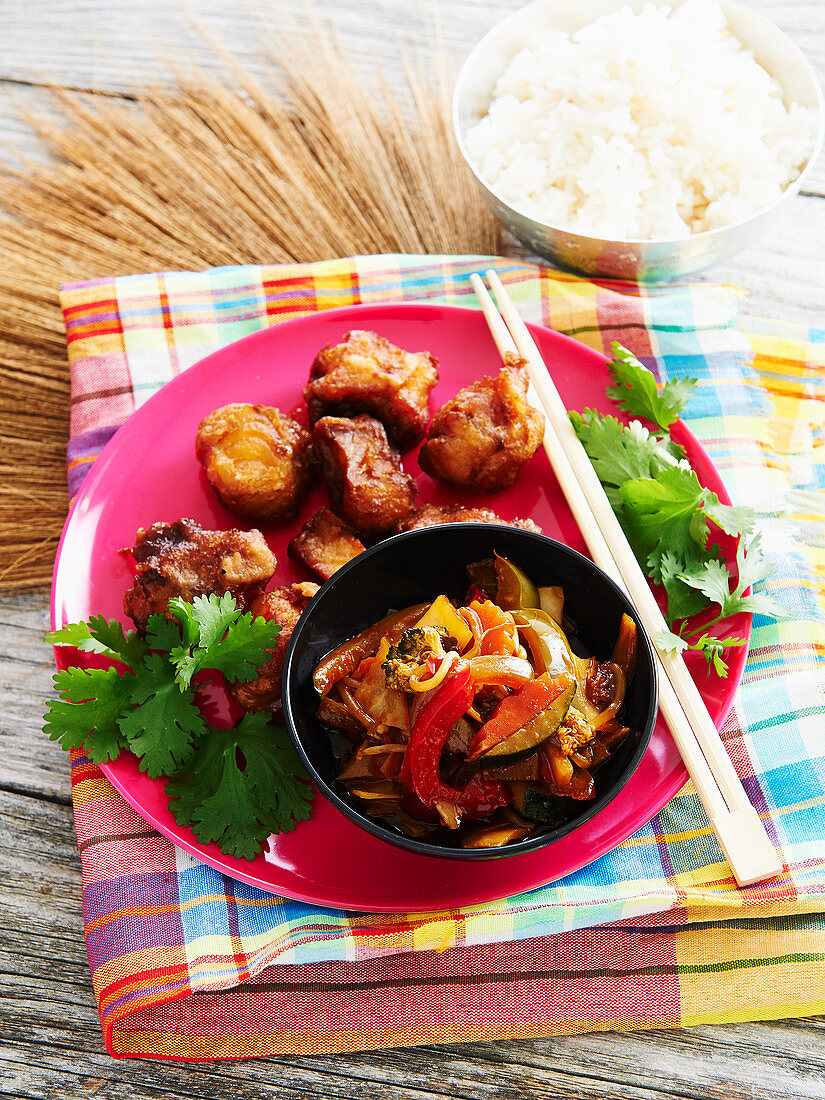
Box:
[619,466,754,570]
[166,714,313,861]
[188,592,241,650]
[45,666,133,763]
[690,633,749,678]
[619,465,715,564]
[196,611,281,685]
[567,352,784,679]
[85,615,148,665]
[703,498,755,540]
[725,591,786,621]
[166,593,281,689]
[654,628,689,655]
[736,529,770,592]
[238,721,314,829]
[47,616,147,666]
[168,644,202,691]
[676,555,735,608]
[606,343,697,430]
[676,533,785,627]
[117,653,206,777]
[166,599,199,649]
[569,409,685,488]
[655,625,747,677]
[144,614,184,653]
[44,592,306,860]
[47,620,115,655]
[657,550,711,625]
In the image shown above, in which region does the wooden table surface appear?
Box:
[2,2,824,1097]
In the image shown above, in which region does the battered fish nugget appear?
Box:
[418,357,544,491]
[124,518,276,633]
[305,330,439,449]
[229,582,320,715]
[400,503,541,533]
[288,506,366,581]
[313,415,417,539]
[196,403,316,522]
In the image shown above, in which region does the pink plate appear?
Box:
[51,302,749,912]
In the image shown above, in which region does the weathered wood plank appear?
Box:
[3,595,824,1098]
[696,193,825,322]
[2,618,825,1099]
[1,0,824,1093]
[0,589,70,805]
[0,0,821,94]
[0,0,823,194]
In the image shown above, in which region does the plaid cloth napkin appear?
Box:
[60,255,825,1060]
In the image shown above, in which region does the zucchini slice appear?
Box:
[521,787,571,827]
[494,553,540,611]
[471,679,576,769]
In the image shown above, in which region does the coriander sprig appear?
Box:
[571,343,784,676]
[166,714,312,861]
[45,594,313,859]
[606,343,698,430]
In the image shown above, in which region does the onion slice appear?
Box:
[467,654,534,688]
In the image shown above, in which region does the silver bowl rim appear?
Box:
[453,0,825,249]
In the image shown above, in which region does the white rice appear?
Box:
[463,1,819,240]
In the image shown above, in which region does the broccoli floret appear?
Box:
[382,626,450,691]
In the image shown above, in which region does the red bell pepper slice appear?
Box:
[403,667,508,820]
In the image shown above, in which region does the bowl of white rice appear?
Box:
[454,0,823,281]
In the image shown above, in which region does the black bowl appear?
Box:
[282,524,658,860]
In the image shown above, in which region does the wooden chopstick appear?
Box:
[469,274,731,829]
[482,270,761,818]
[471,271,782,886]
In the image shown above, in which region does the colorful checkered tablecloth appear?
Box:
[60,255,825,1059]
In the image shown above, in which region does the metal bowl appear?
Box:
[453,0,824,282]
[282,523,658,861]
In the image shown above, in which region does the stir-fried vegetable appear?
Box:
[354,638,409,731]
[414,594,472,650]
[466,654,534,688]
[494,553,540,611]
[515,608,579,681]
[538,585,564,624]
[382,626,454,692]
[313,603,429,696]
[467,673,574,765]
[314,554,640,848]
[401,667,509,829]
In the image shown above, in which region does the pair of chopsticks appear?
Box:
[471,269,782,887]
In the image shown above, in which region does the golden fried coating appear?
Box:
[124,518,276,633]
[400,503,541,534]
[229,582,320,715]
[195,403,316,522]
[313,415,417,539]
[305,330,439,449]
[287,506,366,581]
[418,356,544,491]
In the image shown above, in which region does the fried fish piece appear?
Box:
[305,329,439,449]
[287,506,366,581]
[195,403,316,522]
[123,518,276,633]
[418,356,544,491]
[400,503,541,533]
[313,415,417,538]
[229,581,320,715]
